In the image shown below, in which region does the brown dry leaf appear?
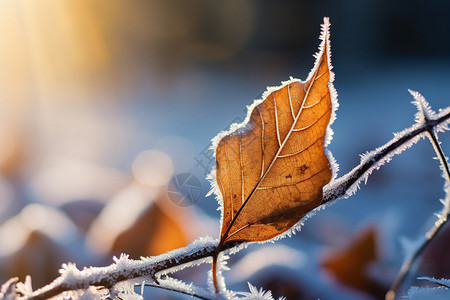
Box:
[321,226,386,298]
[211,17,337,289]
[111,193,188,258]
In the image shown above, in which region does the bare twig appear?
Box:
[385,128,450,300]
[323,107,450,204]
[29,242,218,300]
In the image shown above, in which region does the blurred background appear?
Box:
[0,0,449,299]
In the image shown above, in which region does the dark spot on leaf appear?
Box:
[286,174,292,179]
[297,164,308,174]
[233,194,237,199]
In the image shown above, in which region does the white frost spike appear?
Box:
[406,277,450,300]
[407,286,450,300]
[207,16,338,236]
[59,262,82,283]
[419,277,450,288]
[76,287,103,300]
[0,278,19,300]
[409,89,435,123]
[58,286,103,300]
[427,187,450,238]
[113,253,132,268]
[237,283,285,300]
[157,277,215,300]
[16,275,33,297]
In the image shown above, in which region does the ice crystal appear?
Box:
[237,283,285,300]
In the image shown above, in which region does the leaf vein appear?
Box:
[273,94,282,148]
[278,135,323,158]
[257,165,330,190]
[287,85,295,120]
[314,70,328,81]
[293,106,331,132]
[257,105,265,178]
[224,139,234,220]
[239,135,244,205]
[303,92,328,109]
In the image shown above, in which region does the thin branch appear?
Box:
[427,130,450,184]
[385,129,450,300]
[323,107,450,204]
[16,106,450,300]
[28,241,216,300]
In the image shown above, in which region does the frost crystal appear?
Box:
[418,277,450,288]
[409,89,435,124]
[428,187,450,238]
[0,278,19,300]
[407,286,450,300]
[155,277,214,300]
[237,283,285,300]
[406,277,450,300]
[16,276,33,297]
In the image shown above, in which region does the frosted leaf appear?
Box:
[208,17,338,238]
[271,204,325,242]
[236,283,285,300]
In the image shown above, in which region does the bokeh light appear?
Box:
[132,150,174,188]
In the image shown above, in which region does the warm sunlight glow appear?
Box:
[0,0,111,114]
